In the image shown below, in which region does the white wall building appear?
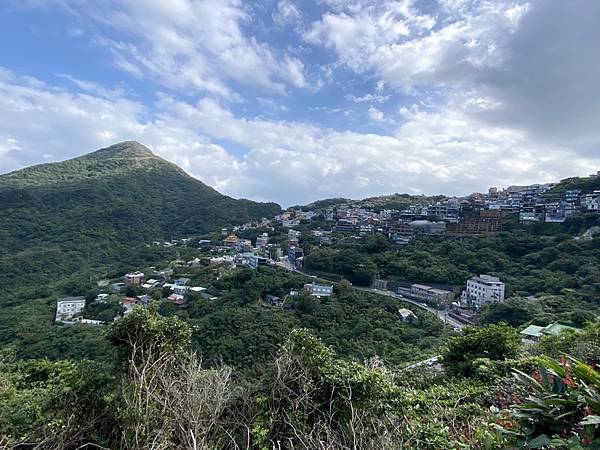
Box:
[460,275,505,308]
[585,190,600,211]
[55,296,86,321]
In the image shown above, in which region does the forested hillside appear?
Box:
[0,141,280,288]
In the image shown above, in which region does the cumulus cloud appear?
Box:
[2,0,600,207]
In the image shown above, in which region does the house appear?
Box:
[124,271,145,286]
[167,293,186,306]
[175,278,191,286]
[460,275,505,308]
[95,293,109,303]
[141,278,160,289]
[153,268,174,281]
[585,190,600,211]
[520,322,580,344]
[398,308,417,322]
[249,256,269,269]
[198,239,212,248]
[236,239,253,252]
[209,256,235,267]
[77,318,104,325]
[55,296,86,322]
[288,229,301,246]
[410,284,455,305]
[256,233,269,248]
[173,278,191,295]
[304,283,333,297]
[187,258,201,267]
[265,294,284,307]
[288,246,304,267]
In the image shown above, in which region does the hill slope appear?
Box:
[0,141,280,285]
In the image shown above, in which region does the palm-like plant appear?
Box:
[509,355,600,448]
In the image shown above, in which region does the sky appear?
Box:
[0,0,599,206]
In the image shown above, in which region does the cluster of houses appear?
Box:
[268,174,600,245]
[480,176,600,224]
[55,267,216,325]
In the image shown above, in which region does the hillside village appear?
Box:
[54,174,600,340]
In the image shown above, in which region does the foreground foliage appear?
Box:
[3,310,598,449]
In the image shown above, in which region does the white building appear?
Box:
[304,283,333,297]
[55,296,86,321]
[460,275,505,308]
[585,190,600,211]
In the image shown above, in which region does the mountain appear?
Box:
[0,141,280,286]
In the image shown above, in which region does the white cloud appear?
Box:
[28,0,308,99]
[306,0,524,92]
[273,0,302,27]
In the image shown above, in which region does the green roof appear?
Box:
[520,322,580,338]
[520,325,545,337]
[543,322,579,335]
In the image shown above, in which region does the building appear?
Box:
[256,233,269,248]
[288,246,304,267]
[288,229,301,246]
[460,275,505,308]
[249,256,269,269]
[544,203,565,223]
[95,293,109,303]
[55,296,86,322]
[585,190,600,211]
[372,279,388,290]
[236,239,253,253]
[409,220,446,236]
[520,322,580,344]
[124,271,145,286]
[447,217,502,234]
[265,294,284,307]
[398,308,417,322]
[304,283,333,297]
[410,284,455,305]
[223,234,239,248]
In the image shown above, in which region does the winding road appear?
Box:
[275,259,465,330]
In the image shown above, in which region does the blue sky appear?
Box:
[1,0,599,206]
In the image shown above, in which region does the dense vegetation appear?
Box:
[2,310,599,449]
[304,214,600,322]
[0,141,280,290]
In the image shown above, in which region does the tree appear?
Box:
[107,307,191,365]
[479,297,540,327]
[442,324,520,377]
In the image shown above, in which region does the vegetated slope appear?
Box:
[0,141,280,285]
[541,174,600,201]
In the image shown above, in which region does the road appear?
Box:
[274,259,465,330]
